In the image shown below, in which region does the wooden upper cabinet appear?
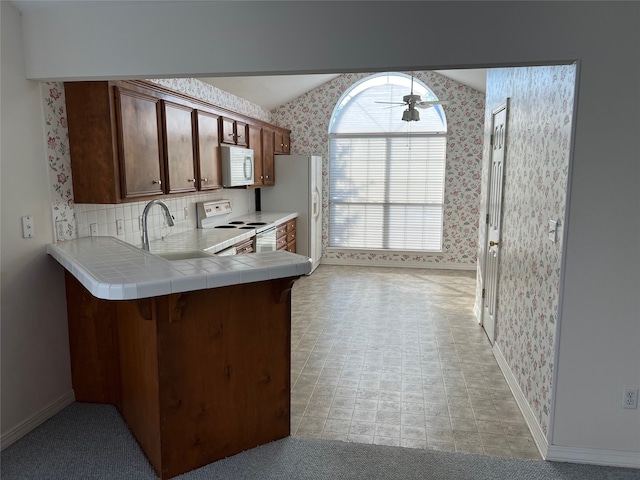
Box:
[248,124,263,187]
[195,111,223,191]
[64,80,289,203]
[220,117,248,146]
[114,87,165,199]
[261,128,275,186]
[162,101,197,195]
[274,129,290,154]
[65,81,121,203]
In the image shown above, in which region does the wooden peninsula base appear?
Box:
[65,271,298,479]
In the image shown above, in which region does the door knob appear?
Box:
[489,241,499,247]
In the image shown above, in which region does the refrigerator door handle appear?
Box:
[312,190,320,218]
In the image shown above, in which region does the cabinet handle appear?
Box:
[237,134,244,138]
[228,133,235,137]
[152,180,162,185]
[201,178,208,183]
[265,175,269,179]
[260,175,264,180]
[188,178,196,183]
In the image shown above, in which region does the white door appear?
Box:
[482,100,509,344]
[309,156,323,272]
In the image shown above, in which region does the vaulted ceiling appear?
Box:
[199,69,487,111]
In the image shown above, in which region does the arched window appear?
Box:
[328,72,447,251]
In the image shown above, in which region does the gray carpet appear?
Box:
[1,403,638,479]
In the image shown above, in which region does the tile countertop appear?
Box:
[148,211,298,255]
[47,235,311,301]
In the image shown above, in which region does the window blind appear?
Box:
[329,135,445,251]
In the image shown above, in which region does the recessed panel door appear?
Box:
[482,101,509,344]
[114,87,164,198]
[163,101,197,194]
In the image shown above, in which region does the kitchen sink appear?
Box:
[155,250,214,261]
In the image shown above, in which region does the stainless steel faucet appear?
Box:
[141,200,175,251]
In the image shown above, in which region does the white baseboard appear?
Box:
[320,258,476,271]
[473,302,482,323]
[546,444,640,469]
[492,344,549,458]
[1,390,75,450]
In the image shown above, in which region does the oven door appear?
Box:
[254,226,277,253]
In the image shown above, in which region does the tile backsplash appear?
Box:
[75,189,254,248]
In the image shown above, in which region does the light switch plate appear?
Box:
[56,219,66,242]
[548,219,558,243]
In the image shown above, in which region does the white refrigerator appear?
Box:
[260,154,323,273]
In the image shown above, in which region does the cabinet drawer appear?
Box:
[233,238,254,254]
[286,240,296,253]
[276,224,287,239]
[286,219,296,233]
[287,231,296,243]
[276,236,288,250]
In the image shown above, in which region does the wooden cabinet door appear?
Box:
[274,129,290,154]
[281,131,290,154]
[248,125,263,187]
[221,117,249,146]
[114,87,164,199]
[261,128,275,186]
[220,117,236,145]
[163,101,197,194]
[195,111,222,191]
[235,121,248,147]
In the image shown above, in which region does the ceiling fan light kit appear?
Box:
[402,108,420,122]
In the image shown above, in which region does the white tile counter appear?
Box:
[47,236,312,301]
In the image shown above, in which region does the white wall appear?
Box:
[1,1,73,447]
[6,0,640,462]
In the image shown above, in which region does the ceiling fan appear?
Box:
[376,73,450,122]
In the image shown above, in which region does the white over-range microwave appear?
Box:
[221,145,254,187]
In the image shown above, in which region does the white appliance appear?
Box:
[254,226,278,253]
[260,154,323,273]
[221,145,254,187]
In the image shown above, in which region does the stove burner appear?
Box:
[214,225,238,229]
[229,221,245,225]
[239,226,255,230]
[246,222,267,226]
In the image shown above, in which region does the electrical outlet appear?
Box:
[623,387,638,409]
[90,223,98,236]
[56,219,66,242]
[116,219,124,235]
[184,207,189,220]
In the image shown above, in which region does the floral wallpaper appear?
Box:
[44,83,76,240]
[43,78,270,243]
[147,78,273,123]
[272,71,485,268]
[477,65,576,438]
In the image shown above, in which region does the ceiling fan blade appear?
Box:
[375,101,406,105]
[415,100,450,109]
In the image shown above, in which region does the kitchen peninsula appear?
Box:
[48,238,311,479]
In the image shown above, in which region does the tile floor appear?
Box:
[289,265,541,459]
